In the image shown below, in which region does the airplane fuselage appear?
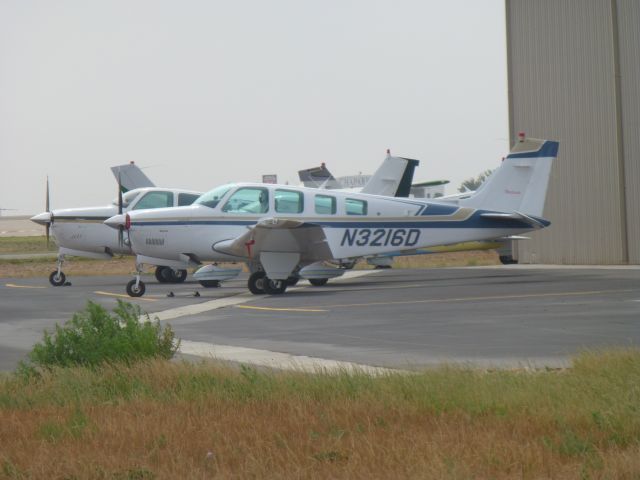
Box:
[32,187,202,259]
[122,183,547,266]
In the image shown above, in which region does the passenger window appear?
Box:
[315,195,336,214]
[133,191,174,210]
[275,189,303,214]
[178,193,200,206]
[345,198,367,215]
[222,187,269,214]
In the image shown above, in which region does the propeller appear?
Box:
[117,171,125,248]
[45,176,51,247]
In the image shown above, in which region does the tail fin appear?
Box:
[298,163,343,190]
[361,153,420,197]
[111,162,155,192]
[459,137,558,216]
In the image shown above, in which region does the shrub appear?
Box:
[23,301,179,370]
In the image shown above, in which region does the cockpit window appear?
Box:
[222,187,269,214]
[194,184,234,209]
[133,191,174,210]
[178,193,200,206]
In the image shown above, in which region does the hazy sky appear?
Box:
[1,0,508,216]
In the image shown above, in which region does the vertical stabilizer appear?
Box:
[361,154,420,197]
[298,164,343,190]
[111,162,155,192]
[459,138,558,216]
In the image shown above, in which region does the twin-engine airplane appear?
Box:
[105,136,559,297]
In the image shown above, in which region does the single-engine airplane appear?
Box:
[30,162,202,286]
[105,136,558,297]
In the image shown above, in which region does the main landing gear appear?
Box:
[126,263,146,297]
[154,266,187,283]
[248,271,287,295]
[49,254,67,286]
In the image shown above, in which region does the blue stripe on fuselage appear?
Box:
[130,211,550,230]
[420,203,459,215]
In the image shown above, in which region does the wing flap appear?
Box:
[212,218,332,261]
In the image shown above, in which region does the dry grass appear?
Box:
[391,249,500,269]
[0,257,143,279]
[1,349,639,479]
[0,236,58,254]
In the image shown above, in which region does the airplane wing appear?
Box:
[212,218,333,262]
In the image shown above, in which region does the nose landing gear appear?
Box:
[49,254,66,286]
[126,263,146,297]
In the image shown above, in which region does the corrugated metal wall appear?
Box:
[506,0,639,264]
[617,0,640,264]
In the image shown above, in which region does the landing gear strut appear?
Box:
[49,254,66,286]
[126,263,146,297]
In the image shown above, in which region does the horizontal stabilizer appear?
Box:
[481,212,547,229]
[412,180,449,188]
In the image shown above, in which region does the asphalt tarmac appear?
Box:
[1,266,639,372]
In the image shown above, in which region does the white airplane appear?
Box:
[105,136,558,297]
[30,163,202,286]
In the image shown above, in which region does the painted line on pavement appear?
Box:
[4,283,47,289]
[299,288,636,310]
[94,291,157,302]
[152,293,257,321]
[151,269,379,322]
[236,305,327,313]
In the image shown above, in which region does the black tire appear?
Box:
[199,280,220,288]
[155,266,170,283]
[126,279,146,297]
[263,278,287,295]
[309,278,328,287]
[499,255,517,265]
[171,269,188,283]
[286,277,299,286]
[49,271,66,287]
[248,271,266,294]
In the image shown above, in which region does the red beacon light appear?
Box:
[518,131,526,142]
[125,213,131,230]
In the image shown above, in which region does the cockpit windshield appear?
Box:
[194,184,235,209]
[111,190,140,208]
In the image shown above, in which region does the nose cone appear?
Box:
[104,214,126,230]
[30,212,52,226]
